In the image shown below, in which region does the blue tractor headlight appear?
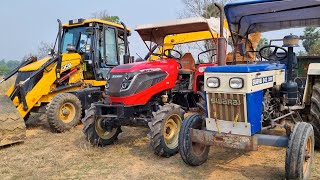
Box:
[229,77,244,89]
[207,77,220,88]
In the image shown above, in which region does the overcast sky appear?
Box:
[0,0,183,60]
[0,0,304,61]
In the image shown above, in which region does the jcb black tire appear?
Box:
[47,93,82,133]
[179,114,209,166]
[310,82,320,148]
[285,122,314,180]
[82,104,121,146]
[148,104,185,157]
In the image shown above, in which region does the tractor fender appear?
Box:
[303,63,320,105]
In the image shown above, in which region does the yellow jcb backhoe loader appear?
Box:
[0,18,131,147]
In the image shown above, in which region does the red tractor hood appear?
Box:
[111,58,179,73]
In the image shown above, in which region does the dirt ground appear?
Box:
[0,77,319,180]
[0,117,319,180]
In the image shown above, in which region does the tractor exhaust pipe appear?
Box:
[56,19,63,78]
[214,3,227,66]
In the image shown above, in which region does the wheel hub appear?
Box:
[95,118,118,139]
[62,109,70,116]
[59,103,76,123]
[163,114,182,149]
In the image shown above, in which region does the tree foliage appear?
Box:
[0,59,20,75]
[256,37,269,59]
[302,27,320,55]
[91,10,120,23]
[309,40,320,56]
[22,41,53,61]
[180,0,231,18]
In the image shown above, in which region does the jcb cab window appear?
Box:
[105,28,118,65]
[61,27,91,53]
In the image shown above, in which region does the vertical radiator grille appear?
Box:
[207,93,246,122]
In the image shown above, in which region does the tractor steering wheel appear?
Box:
[198,49,217,63]
[259,45,288,61]
[163,49,182,60]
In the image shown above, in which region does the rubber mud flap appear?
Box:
[0,96,26,146]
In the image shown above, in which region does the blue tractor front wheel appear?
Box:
[285,122,314,180]
[179,114,210,166]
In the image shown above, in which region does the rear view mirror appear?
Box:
[238,42,247,56]
[86,27,94,35]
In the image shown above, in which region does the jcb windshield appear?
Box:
[61,26,91,53]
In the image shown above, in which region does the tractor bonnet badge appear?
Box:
[252,76,273,86]
[112,75,123,78]
[211,98,241,106]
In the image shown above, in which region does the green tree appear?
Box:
[91,10,120,23]
[302,27,320,53]
[256,37,270,59]
[0,60,10,75]
[309,40,320,56]
[6,60,21,70]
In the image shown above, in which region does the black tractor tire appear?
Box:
[310,82,320,148]
[82,104,121,146]
[148,103,185,157]
[47,93,82,133]
[285,122,314,180]
[179,114,210,166]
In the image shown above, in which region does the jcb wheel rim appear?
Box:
[59,102,76,123]
[303,136,312,174]
[163,114,182,149]
[95,118,117,139]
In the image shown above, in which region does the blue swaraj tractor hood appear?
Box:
[205,64,286,73]
[224,0,320,37]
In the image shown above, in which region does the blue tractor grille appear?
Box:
[207,93,246,122]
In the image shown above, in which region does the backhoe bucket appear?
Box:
[0,96,26,146]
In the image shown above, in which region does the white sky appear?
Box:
[0,0,307,61]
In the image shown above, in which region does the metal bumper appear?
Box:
[190,129,289,151]
[95,103,130,118]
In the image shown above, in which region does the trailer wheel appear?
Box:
[310,82,320,148]
[148,104,184,157]
[47,93,82,132]
[179,114,209,166]
[285,122,314,180]
[82,104,121,146]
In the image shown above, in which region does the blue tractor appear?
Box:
[179,0,320,179]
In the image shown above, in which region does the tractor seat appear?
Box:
[179,53,195,74]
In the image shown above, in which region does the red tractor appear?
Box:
[82,17,228,157]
